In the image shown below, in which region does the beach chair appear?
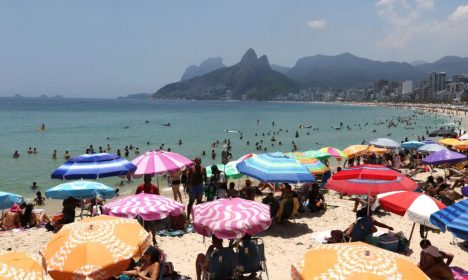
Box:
[237,238,269,279]
[203,247,238,280]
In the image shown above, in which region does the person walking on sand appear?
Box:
[187,157,206,221]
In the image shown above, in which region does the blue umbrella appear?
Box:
[429,199,468,240]
[45,180,115,200]
[401,141,424,150]
[0,191,24,210]
[236,152,315,183]
[51,153,136,179]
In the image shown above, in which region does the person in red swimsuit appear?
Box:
[135,174,160,195]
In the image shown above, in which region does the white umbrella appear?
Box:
[368,138,401,149]
[417,143,448,154]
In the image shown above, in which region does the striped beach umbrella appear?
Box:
[303,150,330,160]
[51,153,136,180]
[343,145,368,157]
[318,147,348,159]
[0,191,24,210]
[0,252,44,280]
[430,199,468,240]
[45,181,115,200]
[103,193,184,221]
[236,152,315,183]
[286,152,329,174]
[206,163,243,179]
[131,150,192,176]
[192,198,271,239]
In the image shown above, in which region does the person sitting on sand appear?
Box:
[226,182,239,198]
[0,203,22,230]
[418,239,454,280]
[307,184,325,212]
[20,203,52,228]
[240,179,256,201]
[135,175,159,195]
[120,246,162,280]
[195,236,224,280]
[34,191,45,206]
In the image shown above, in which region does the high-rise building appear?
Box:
[428,72,446,100]
[401,80,413,95]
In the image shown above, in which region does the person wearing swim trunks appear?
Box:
[169,170,183,203]
[187,157,207,220]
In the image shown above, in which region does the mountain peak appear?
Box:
[240,48,258,65]
[180,57,226,81]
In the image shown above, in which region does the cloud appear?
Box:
[307,20,327,29]
[449,4,468,21]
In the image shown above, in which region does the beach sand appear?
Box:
[1,174,467,279]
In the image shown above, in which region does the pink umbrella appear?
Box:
[103,193,184,221]
[131,150,193,176]
[192,198,271,239]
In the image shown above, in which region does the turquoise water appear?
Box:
[0,98,447,198]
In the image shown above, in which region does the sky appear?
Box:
[0,0,467,98]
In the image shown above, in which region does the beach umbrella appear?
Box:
[417,143,448,154]
[429,199,468,240]
[401,141,425,150]
[366,145,388,155]
[45,180,115,200]
[236,153,256,162]
[291,242,428,280]
[286,152,329,174]
[192,198,271,239]
[206,163,243,179]
[421,140,436,144]
[368,138,401,149]
[0,252,44,280]
[459,133,468,140]
[41,215,151,280]
[318,147,348,159]
[438,138,460,146]
[103,193,184,221]
[51,153,136,180]
[422,150,467,166]
[343,145,368,157]
[331,164,399,181]
[303,150,330,160]
[131,150,192,176]
[454,140,468,151]
[428,129,457,137]
[0,191,24,210]
[236,152,315,183]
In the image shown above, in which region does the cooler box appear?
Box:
[377,234,399,252]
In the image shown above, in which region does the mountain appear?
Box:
[180,57,226,81]
[286,53,425,89]
[415,56,468,77]
[270,64,291,74]
[155,49,301,100]
[118,93,152,99]
[410,60,428,66]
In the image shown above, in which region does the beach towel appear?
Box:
[451,266,468,280]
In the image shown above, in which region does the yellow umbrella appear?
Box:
[41,215,151,280]
[438,138,460,146]
[0,252,44,280]
[343,145,368,157]
[366,145,388,155]
[292,242,428,280]
[454,140,468,150]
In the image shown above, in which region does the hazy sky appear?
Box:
[1,0,467,98]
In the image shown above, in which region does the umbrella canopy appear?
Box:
[0,191,24,210]
[417,143,448,154]
[303,150,330,160]
[429,129,457,137]
[236,153,256,162]
[45,181,115,200]
[236,152,315,183]
[343,145,368,157]
[459,133,468,140]
[430,199,468,240]
[368,138,401,149]
[331,164,399,181]
[374,191,446,227]
[401,141,425,150]
[318,147,348,159]
[131,150,192,177]
[438,138,461,146]
[206,163,243,179]
[51,153,136,180]
[0,252,44,280]
[422,140,436,144]
[41,215,151,280]
[103,193,184,221]
[366,145,388,155]
[454,140,468,151]
[192,198,271,239]
[286,152,329,174]
[422,150,467,165]
[291,242,428,280]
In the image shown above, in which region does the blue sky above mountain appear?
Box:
[0,0,467,98]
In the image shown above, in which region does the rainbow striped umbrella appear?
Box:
[236,152,315,183]
[286,152,329,174]
[131,150,193,176]
[303,150,330,160]
[319,147,348,159]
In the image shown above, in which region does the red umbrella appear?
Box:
[331,164,399,181]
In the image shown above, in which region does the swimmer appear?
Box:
[52,149,57,159]
[64,151,70,160]
[27,147,33,154]
[13,151,20,158]
[178,139,182,145]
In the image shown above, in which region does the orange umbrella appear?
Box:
[366,145,388,155]
[41,215,151,280]
[0,252,44,280]
[343,145,368,157]
[292,242,428,280]
[454,140,468,150]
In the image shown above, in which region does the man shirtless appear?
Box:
[187,158,207,220]
[419,239,454,280]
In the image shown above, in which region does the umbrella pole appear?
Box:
[408,222,416,244]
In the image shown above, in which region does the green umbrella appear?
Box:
[206,163,243,179]
[303,150,330,160]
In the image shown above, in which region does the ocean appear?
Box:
[0,98,447,198]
